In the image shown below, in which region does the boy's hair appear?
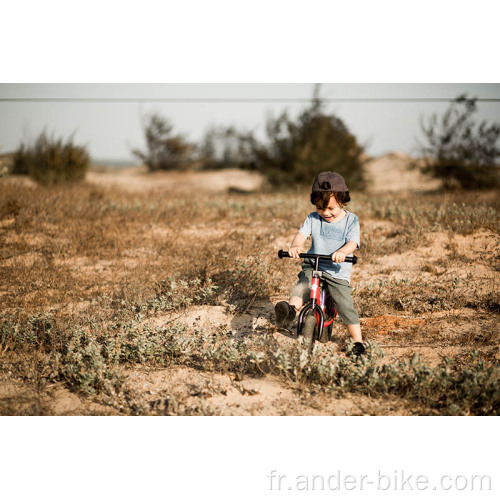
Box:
[310,190,351,209]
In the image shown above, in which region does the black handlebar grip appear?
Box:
[278,249,288,259]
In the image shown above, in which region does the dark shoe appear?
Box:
[352,342,366,356]
[275,301,296,329]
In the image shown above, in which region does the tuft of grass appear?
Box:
[146,277,218,313]
[2,308,498,415]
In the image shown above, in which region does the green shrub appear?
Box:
[196,87,366,189]
[12,131,89,185]
[417,95,500,189]
[249,88,366,189]
[0,152,9,179]
[56,328,122,395]
[132,113,196,171]
[146,277,218,313]
[199,125,255,170]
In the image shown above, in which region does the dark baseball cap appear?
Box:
[311,171,348,192]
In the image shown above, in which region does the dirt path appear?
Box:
[364,152,441,192]
[86,166,264,193]
[87,152,440,194]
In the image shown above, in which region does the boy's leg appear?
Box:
[346,323,362,343]
[275,268,311,328]
[289,296,303,311]
[326,279,365,353]
[288,268,312,312]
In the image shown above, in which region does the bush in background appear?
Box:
[197,86,366,190]
[249,87,366,189]
[12,131,89,185]
[417,95,500,189]
[132,113,196,171]
[0,150,9,179]
[199,125,255,170]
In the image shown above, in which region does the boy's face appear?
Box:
[316,195,343,222]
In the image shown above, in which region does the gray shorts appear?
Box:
[290,265,360,325]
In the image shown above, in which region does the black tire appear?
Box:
[302,313,317,354]
[318,323,332,343]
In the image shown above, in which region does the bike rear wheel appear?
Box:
[302,312,318,354]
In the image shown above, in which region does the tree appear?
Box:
[417,95,500,189]
[250,85,366,189]
[132,113,195,171]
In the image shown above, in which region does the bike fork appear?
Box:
[297,271,325,337]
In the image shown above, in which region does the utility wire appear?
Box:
[0,97,499,103]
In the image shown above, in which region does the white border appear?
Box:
[1,0,499,82]
[2,417,498,499]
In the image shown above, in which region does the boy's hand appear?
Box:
[289,246,303,259]
[331,251,347,263]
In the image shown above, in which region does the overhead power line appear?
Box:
[0,97,499,103]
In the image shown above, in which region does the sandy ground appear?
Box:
[7,152,438,194]
[87,152,439,194]
[364,152,442,193]
[86,166,264,193]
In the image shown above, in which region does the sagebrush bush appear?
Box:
[12,131,89,185]
[132,113,196,171]
[0,153,8,179]
[146,277,218,313]
[199,125,255,171]
[3,309,498,415]
[250,90,366,190]
[417,95,500,189]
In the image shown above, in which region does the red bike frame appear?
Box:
[297,266,332,339]
[278,250,355,341]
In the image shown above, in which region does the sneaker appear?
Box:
[352,342,366,356]
[275,301,296,329]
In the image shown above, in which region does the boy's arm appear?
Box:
[289,231,308,259]
[332,240,358,263]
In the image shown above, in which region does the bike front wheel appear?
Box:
[302,312,318,355]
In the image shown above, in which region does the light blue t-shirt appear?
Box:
[298,210,360,283]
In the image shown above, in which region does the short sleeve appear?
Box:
[346,215,360,248]
[298,214,313,237]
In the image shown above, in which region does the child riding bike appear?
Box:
[274,171,365,356]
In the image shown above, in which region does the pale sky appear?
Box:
[1,83,499,163]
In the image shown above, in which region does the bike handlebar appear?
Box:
[278,249,358,264]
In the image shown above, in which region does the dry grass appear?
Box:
[1,175,499,415]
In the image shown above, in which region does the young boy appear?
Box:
[275,171,365,356]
